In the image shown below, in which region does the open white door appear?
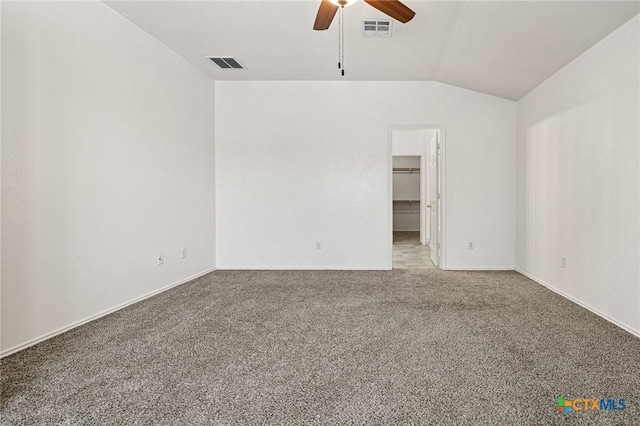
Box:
[429,133,439,266]
[420,154,427,245]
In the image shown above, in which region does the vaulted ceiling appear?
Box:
[105,1,639,100]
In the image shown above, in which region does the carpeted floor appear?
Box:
[1,269,639,425]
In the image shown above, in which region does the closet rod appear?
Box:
[392,167,421,173]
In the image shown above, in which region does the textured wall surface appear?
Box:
[1,1,216,354]
[516,16,640,334]
[215,81,516,270]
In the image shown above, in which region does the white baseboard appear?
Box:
[216,266,392,271]
[0,268,216,358]
[444,267,514,271]
[515,268,640,338]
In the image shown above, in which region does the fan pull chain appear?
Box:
[341,6,345,76]
[337,7,341,72]
[337,6,345,77]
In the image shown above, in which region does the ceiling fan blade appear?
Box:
[314,0,340,30]
[364,0,416,23]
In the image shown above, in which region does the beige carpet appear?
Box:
[1,269,639,425]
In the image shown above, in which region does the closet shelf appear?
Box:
[393,199,420,214]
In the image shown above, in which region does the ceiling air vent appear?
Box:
[208,57,245,70]
[362,19,392,38]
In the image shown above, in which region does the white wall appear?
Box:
[516,16,640,335]
[1,1,216,355]
[215,81,516,270]
[0,3,3,337]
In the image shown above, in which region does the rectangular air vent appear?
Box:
[208,57,245,70]
[362,19,392,37]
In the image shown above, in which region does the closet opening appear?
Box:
[393,156,423,242]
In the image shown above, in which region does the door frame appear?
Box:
[388,125,447,269]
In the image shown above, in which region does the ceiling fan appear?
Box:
[313,0,415,31]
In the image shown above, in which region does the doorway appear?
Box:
[390,127,444,270]
[392,155,433,269]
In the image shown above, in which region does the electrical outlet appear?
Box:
[158,253,164,265]
[468,241,474,250]
[561,257,567,268]
[316,242,322,250]
[181,248,187,259]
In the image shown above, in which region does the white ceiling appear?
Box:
[105,0,640,100]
